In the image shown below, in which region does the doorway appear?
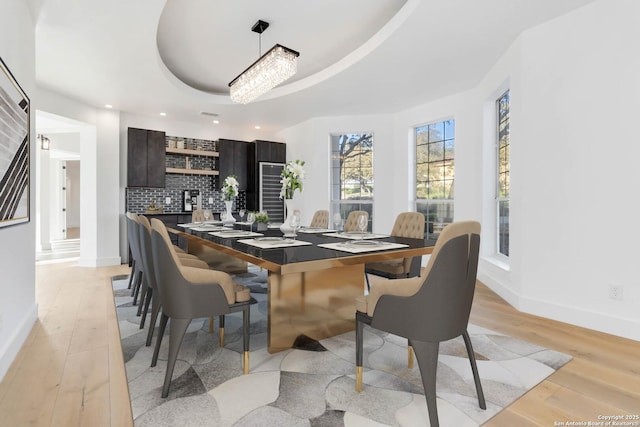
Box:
[35,112,83,262]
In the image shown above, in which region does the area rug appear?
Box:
[113,267,571,426]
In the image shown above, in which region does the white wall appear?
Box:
[278,0,640,341]
[502,0,640,339]
[37,89,121,266]
[0,0,37,381]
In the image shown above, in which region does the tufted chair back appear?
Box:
[391,212,425,239]
[192,209,211,223]
[310,210,329,228]
[343,210,368,232]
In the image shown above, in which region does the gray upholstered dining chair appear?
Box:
[365,212,425,288]
[135,215,211,341]
[355,221,486,427]
[126,213,145,304]
[309,210,329,228]
[150,218,255,398]
[343,210,368,232]
[128,212,191,305]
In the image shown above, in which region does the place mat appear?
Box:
[298,227,333,234]
[188,225,227,232]
[178,221,223,228]
[322,231,390,240]
[238,238,313,249]
[318,241,408,253]
[208,230,264,238]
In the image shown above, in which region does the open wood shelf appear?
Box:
[165,168,219,176]
[166,147,219,157]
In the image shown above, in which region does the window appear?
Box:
[415,119,454,239]
[330,133,373,231]
[497,91,510,256]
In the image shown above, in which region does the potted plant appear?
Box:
[254,211,269,231]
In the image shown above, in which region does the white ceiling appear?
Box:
[32,0,597,135]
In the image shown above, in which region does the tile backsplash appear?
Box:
[125,135,247,214]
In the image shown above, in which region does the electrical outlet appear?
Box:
[608,285,624,301]
[165,197,171,205]
[209,198,214,204]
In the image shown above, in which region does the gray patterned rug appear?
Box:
[114,267,571,426]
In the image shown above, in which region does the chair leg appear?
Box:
[408,342,414,369]
[161,318,191,398]
[136,279,149,317]
[151,313,169,367]
[242,307,250,375]
[462,330,486,410]
[127,259,136,289]
[412,341,440,427]
[355,316,364,392]
[209,316,214,333]
[364,273,371,292]
[131,270,143,304]
[146,292,161,347]
[130,266,141,297]
[219,315,225,347]
[139,287,152,329]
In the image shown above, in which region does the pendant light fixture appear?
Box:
[229,20,300,104]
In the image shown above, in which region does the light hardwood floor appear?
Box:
[0,261,638,426]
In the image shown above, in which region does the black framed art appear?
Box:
[0,56,30,228]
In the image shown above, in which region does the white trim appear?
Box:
[520,294,640,342]
[0,303,37,382]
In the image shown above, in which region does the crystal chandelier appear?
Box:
[229,21,300,104]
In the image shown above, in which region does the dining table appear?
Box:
[169,223,437,353]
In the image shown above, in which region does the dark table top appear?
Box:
[171,225,437,274]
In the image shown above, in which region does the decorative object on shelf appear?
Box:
[255,211,269,231]
[279,160,305,235]
[145,199,163,214]
[222,175,239,226]
[228,20,300,104]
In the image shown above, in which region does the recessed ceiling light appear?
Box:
[254,125,261,129]
[213,120,219,124]
[160,112,167,116]
[105,104,113,109]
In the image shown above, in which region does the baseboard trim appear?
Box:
[0,303,38,382]
[519,295,640,342]
[478,269,640,342]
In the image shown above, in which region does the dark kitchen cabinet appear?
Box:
[127,127,166,187]
[217,139,249,190]
[246,140,286,212]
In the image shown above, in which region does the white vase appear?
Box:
[223,200,236,226]
[280,199,295,235]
